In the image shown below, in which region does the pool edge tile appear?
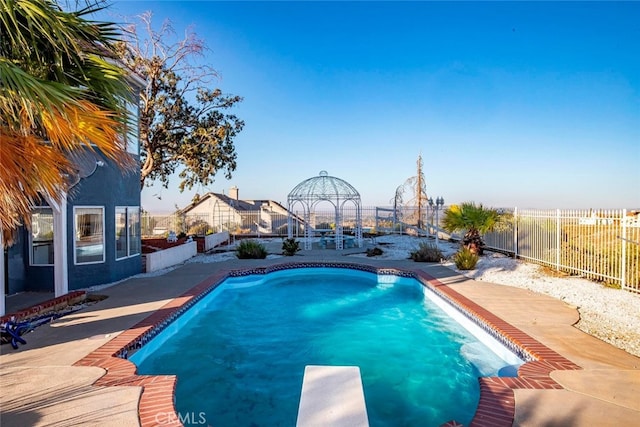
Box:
[74,261,583,427]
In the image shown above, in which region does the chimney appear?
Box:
[229,186,239,200]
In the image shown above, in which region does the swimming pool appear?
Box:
[130,266,525,426]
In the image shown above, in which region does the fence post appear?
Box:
[621,209,627,291]
[513,207,518,258]
[556,209,561,271]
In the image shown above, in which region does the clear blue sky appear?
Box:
[102,1,640,212]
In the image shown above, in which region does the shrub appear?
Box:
[409,242,443,262]
[366,247,384,257]
[282,238,301,256]
[441,202,500,255]
[187,220,210,236]
[236,240,268,259]
[454,247,479,270]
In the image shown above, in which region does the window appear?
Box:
[116,206,140,259]
[116,208,127,259]
[129,207,141,255]
[74,207,104,264]
[31,207,54,265]
[125,95,140,155]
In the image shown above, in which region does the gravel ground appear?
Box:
[443,251,640,358]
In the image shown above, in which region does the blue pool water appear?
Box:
[132,268,523,426]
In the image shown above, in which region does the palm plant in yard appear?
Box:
[0,0,135,244]
[441,202,500,255]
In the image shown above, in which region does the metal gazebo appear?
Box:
[287,171,363,250]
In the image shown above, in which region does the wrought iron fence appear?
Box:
[483,209,640,293]
[141,206,439,238]
[141,206,639,292]
[142,210,296,237]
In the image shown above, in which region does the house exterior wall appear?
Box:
[184,197,242,234]
[187,198,217,218]
[6,232,28,293]
[183,198,215,233]
[65,152,142,290]
[15,151,142,293]
[180,196,298,235]
[3,70,145,299]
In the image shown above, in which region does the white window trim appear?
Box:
[125,95,140,156]
[73,206,105,265]
[29,206,54,266]
[115,206,128,260]
[128,206,141,257]
[115,206,141,260]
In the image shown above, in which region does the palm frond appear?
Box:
[0,0,137,243]
[0,58,84,120]
[0,130,73,234]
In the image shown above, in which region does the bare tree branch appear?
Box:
[114,12,244,191]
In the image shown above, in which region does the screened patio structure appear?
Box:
[287,171,363,250]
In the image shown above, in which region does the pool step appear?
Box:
[296,365,369,427]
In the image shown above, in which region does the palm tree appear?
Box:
[441,202,500,255]
[0,0,135,244]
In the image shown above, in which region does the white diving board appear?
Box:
[296,365,369,427]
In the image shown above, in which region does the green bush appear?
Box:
[409,242,443,262]
[282,238,301,256]
[454,247,479,270]
[236,240,268,259]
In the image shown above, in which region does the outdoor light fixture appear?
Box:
[429,196,445,246]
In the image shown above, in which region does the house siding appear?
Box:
[6,231,28,293]
[179,193,295,235]
[11,152,142,293]
[65,152,142,290]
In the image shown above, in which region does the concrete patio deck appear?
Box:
[1,247,639,426]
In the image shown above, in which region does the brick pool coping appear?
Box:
[0,290,87,324]
[73,262,582,427]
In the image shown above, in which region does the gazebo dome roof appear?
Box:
[288,171,361,201]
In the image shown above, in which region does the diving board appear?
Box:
[296,365,369,427]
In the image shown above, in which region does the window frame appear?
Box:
[115,207,128,260]
[74,206,105,265]
[125,94,140,156]
[128,206,141,257]
[29,206,55,266]
[115,206,141,260]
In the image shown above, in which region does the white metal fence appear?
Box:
[483,208,640,293]
[141,206,640,293]
[141,206,440,238]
